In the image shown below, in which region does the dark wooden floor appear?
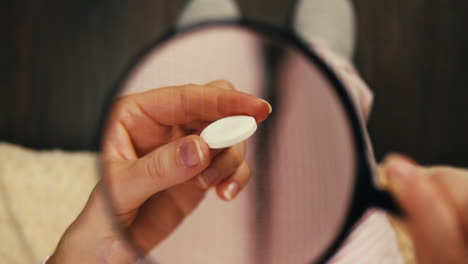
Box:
[6,0,468,166]
[353,0,468,166]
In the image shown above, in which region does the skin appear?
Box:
[48,81,468,263]
[48,80,271,263]
[382,154,468,263]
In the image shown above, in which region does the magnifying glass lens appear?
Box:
[102,24,356,263]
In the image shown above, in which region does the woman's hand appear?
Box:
[48,80,271,263]
[382,154,468,263]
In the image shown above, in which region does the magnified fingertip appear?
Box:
[216,162,250,201]
[259,99,272,114]
[252,99,272,123]
[219,181,240,201]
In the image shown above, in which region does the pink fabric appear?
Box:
[309,38,374,122]
[264,45,354,263]
[120,25,403,263]
[329,210,404,264]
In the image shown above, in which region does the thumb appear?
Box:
[383,154,467,263]
[105,135,212,211]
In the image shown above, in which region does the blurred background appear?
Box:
[6,0,468,166]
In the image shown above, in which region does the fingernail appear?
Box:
[196,167,219,189]
[223,182,240,201]
[260,99,272,114]
[179,138,205,167]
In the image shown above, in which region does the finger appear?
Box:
[129,160,252,252]
[383,155,468,263]
[180,80,236,131]
[104,135,212,213]
[194,143,246,190]
[127,143,244,252]
[132,84,272,125]
[426,166,468,241]
[105,84,271,158]
[128,184,205,252]
[216,161,251,201]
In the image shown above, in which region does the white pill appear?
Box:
[200,115,257,149]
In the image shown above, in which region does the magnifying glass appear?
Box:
[98,20,402,263]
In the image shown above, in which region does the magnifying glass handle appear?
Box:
[371,189,404,217]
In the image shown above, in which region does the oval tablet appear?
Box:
[200,115,257,149]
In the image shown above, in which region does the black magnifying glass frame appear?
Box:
[96,19,403,264]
